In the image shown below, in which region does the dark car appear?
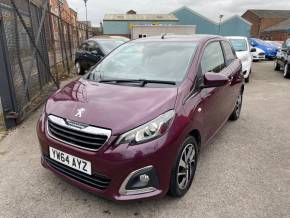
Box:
[274,38,290,78]
[75,37,129,74]
[37,35,244,201]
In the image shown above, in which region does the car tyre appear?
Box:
[168,136,198,198]
[245,69,251,83]
[75,61,84,75]
[274,61,281,71]
[283,63,290,78]
[229,92,243,121]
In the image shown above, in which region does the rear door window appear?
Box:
[221,41,236,65]
[201,41,226,74]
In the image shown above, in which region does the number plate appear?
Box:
[49,147,92,175]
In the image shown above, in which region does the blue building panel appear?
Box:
[173,7,218,34]
[220,16,251,37]
[172,6,252,37]
[103,6,252,37]
[103,20,179,35]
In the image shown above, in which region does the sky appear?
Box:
[67,0,290,26]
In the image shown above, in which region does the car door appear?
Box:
[221,40,242,112]
[199,41,233,140]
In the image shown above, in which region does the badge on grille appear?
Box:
[75,108,85,118]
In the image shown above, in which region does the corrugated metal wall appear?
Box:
[103,7,252,37]
[173,7,251,37]
[173,7,218,35]
[220,16,251,36]
[103,20,179,35]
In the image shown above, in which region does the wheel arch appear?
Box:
[188,129,201,150]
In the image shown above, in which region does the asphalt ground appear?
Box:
[0,61,289,218]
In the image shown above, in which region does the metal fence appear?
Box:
[0,0,87,129]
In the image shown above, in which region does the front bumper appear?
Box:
[37,117,178,201]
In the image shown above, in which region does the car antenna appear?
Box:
[161,33,167,39]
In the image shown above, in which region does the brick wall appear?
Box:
[49,0,77,26]
[242,11,288,38]
[242,11,260,37]
[260,31,290,41]
[260,18,286,33]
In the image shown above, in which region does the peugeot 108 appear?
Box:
[37,35,244,201]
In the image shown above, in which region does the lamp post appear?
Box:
[218,14,224,35]
[84,0,89,39]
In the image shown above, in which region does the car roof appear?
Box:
[226,36,248,40]
[133,34,224,43]
[86,38,117,42]
[85,36,128,43]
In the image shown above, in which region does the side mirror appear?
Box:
[91,50,100,55]
[283,47,290,54]
[250,48,256,52]
[200,72,229,89]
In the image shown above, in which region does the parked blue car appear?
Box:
[249,38,278,59]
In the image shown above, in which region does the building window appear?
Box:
[138,34,147,38]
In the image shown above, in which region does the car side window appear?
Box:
[87,41,98,52]
[80,43,88,51]
[221,41,236,65]
[201,41,226,74]
[87,41,103,56]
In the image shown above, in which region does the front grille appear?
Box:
[45,156,111,190]
[47,115,111,151]
[258,52,265,55]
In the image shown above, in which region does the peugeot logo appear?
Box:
[75,108,85,118]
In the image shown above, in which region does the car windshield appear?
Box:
[89,41,198,84]
[229,39,247,51]
[98,40,124,54]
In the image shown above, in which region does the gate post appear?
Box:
[0,12,18,129]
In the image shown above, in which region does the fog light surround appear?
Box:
[119,166,159,196]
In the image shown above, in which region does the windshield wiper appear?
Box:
[99,79,176,87]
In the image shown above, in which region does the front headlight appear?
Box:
[116,110,175,145]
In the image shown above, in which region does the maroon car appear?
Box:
[37,35,244,201]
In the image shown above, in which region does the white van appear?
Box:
[227,36,254,83]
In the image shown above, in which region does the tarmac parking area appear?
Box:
[0,61,289,218]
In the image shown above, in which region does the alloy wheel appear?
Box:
[177,143,196,190]
[76,62,81,74]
